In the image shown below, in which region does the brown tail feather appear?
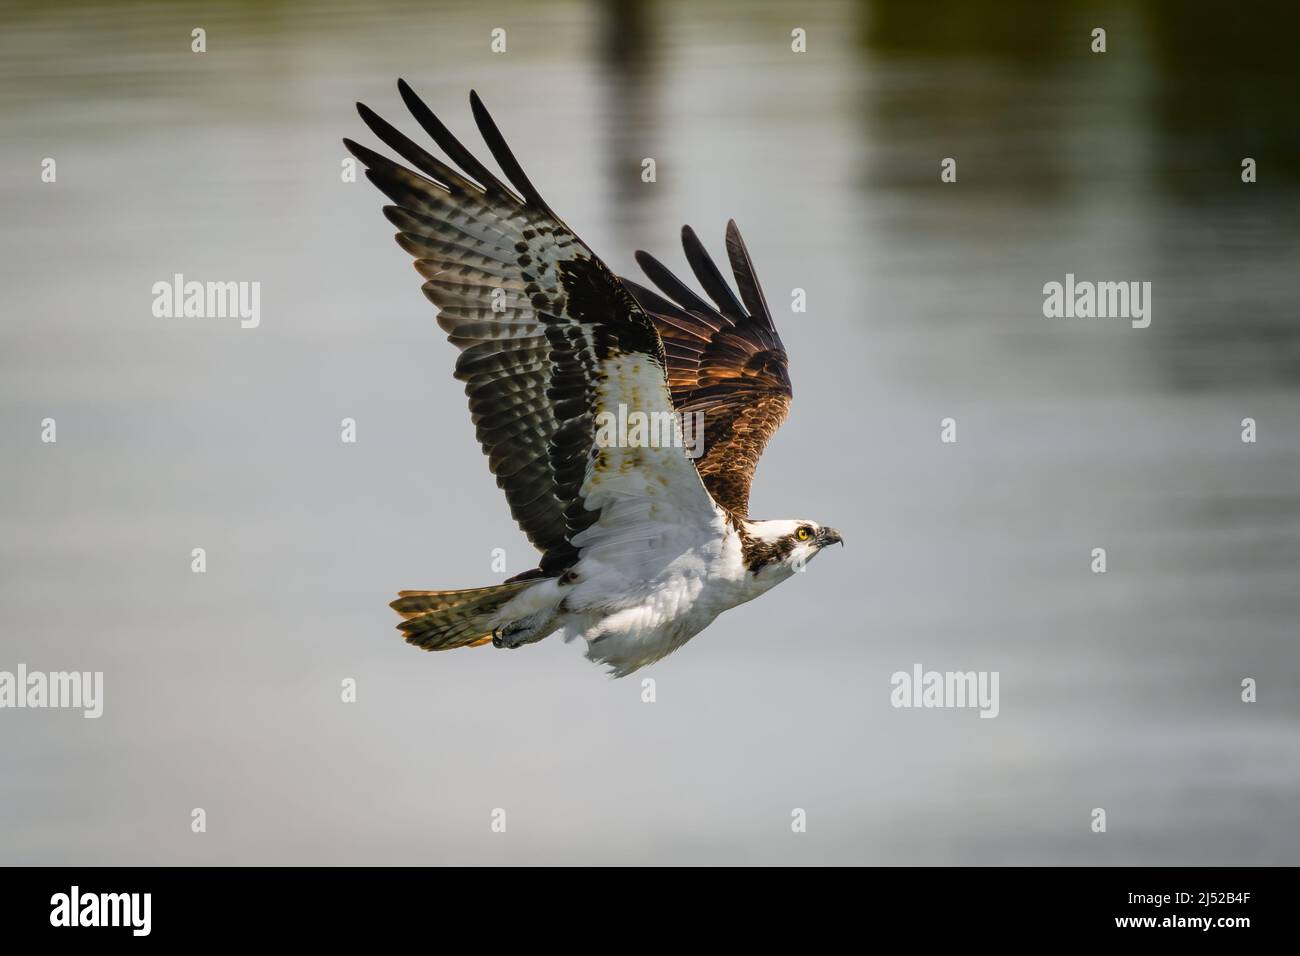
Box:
[390,581,531,651]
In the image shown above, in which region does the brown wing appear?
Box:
[623,221,792,518]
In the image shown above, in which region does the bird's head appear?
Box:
[738,518,844,581]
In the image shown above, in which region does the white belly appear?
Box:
[558,520,784,676]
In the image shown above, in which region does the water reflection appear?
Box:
[0,0,1296,866]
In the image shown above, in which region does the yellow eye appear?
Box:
[796,527,812,541]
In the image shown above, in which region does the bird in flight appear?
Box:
[345,82,842,676]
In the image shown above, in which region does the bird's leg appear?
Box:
[491,612,554,649]
[491,620,530,649]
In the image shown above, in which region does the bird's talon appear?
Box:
[492,621,532,649]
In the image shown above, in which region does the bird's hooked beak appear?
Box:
[817,527,844,548]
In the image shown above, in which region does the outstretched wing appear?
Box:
[623,222,792,518]
[345,83,719,577]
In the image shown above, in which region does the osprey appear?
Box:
[345,82,843,676]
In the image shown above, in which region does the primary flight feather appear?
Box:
[345,82,842,675]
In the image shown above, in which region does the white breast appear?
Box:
[563,518,782,676]
[547,352,790,675]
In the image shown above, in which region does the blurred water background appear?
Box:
[1,0,1298,864]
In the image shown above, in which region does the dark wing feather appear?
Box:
[625,221,791,518]
[346,83,683,576]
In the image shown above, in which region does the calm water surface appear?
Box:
[1,0,1297,864]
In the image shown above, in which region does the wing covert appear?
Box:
[346,84,718,575]
[625,221,792,518]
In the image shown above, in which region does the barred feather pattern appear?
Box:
[391,582,532,650]
[624,221,792,518]
[345,84,675,576]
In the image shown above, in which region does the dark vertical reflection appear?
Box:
[857,0,1300,388]
[597,0,662,240]
[1134,0,1300,389]
[1139,0,1300,195]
